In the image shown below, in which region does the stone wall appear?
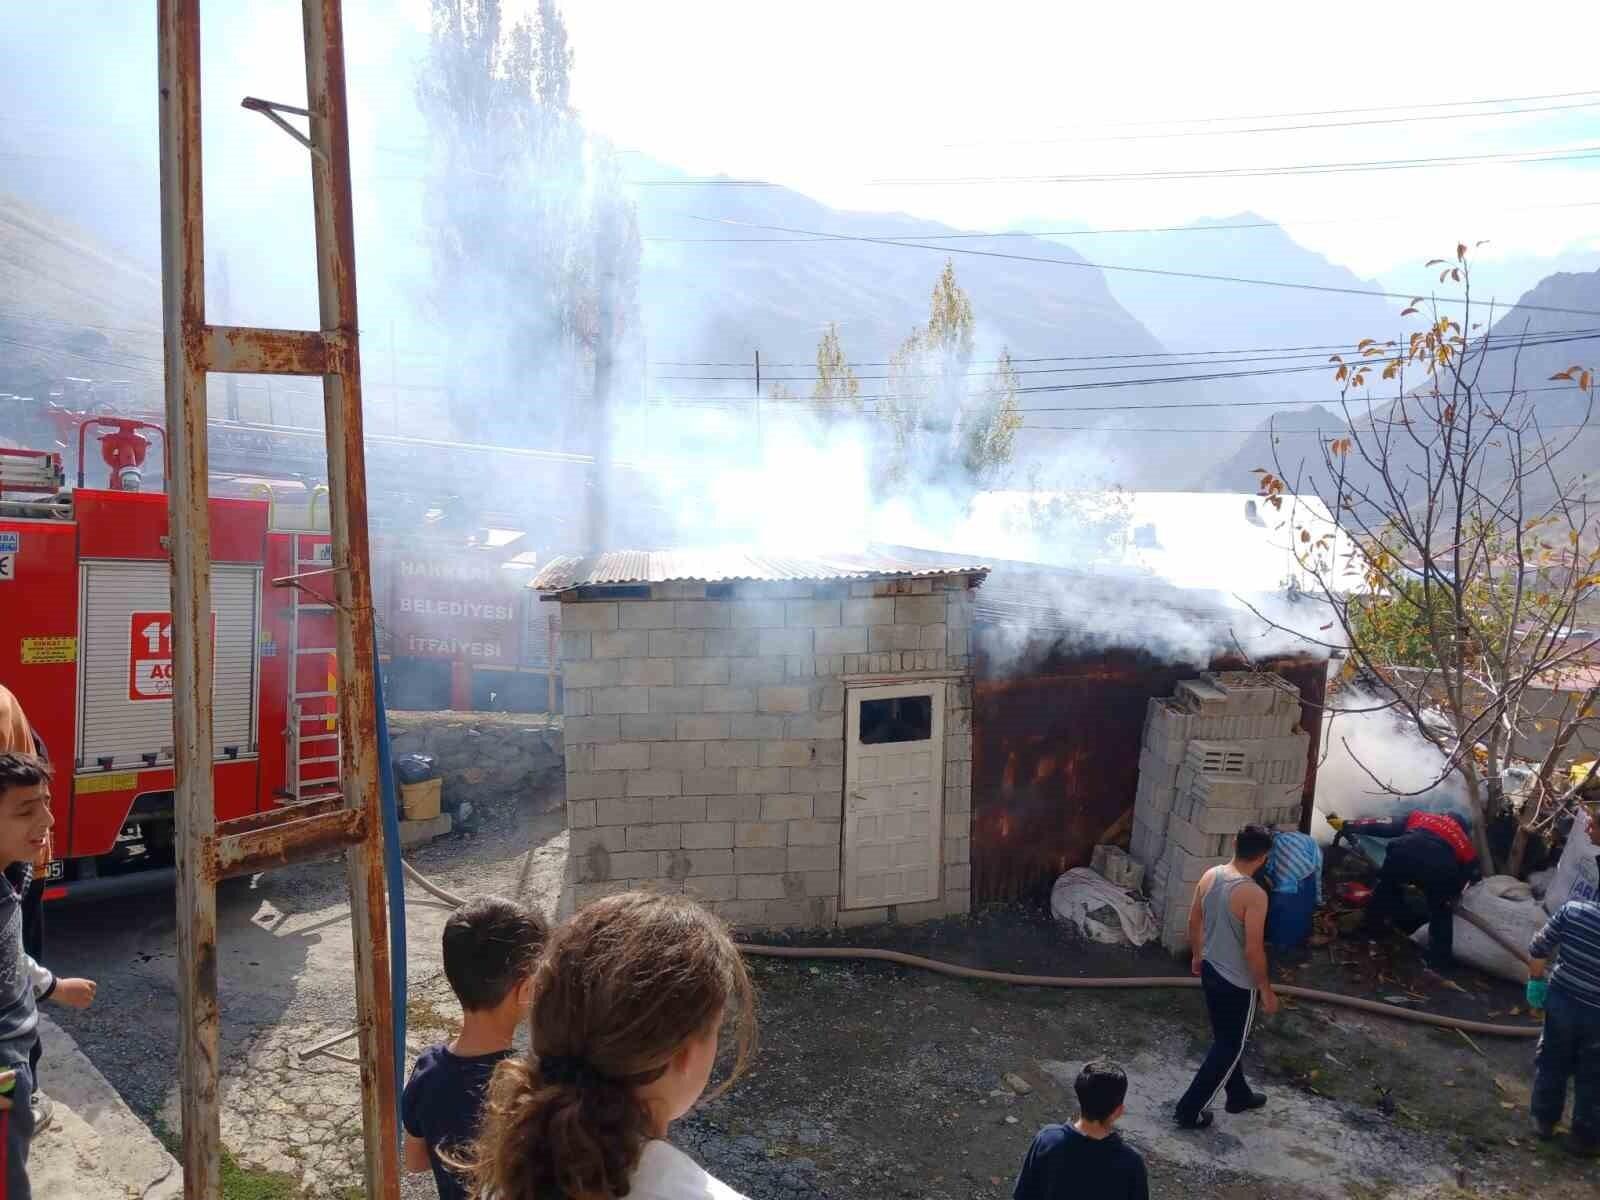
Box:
[386,711,564,819]
[557,574,977,929]
[1130,672,1310,954]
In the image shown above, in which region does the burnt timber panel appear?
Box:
[970,637,1327,905]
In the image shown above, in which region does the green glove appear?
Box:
[1526,979,1549,1010]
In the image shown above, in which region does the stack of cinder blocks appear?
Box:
[1130,672,1309,954]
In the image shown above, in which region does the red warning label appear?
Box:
[128,611,216,701]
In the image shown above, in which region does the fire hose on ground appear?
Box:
[289,862,1540,1059]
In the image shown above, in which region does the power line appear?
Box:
[871,144,1600,187]
[667,211,1600,318]
[643,200,1600,247]
[654,329,1600,384]
[975,87,1600,134]
[949,97,1600,147]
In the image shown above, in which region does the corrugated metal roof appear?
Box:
[532,547,988,593]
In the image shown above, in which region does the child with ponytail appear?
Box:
[468,891,758,1199]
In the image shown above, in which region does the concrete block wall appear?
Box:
[1130,671,1310,954]
[556,573,976,930]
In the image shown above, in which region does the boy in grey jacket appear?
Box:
[0,754,58,1198]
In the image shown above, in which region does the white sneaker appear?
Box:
[31,1090,53,1136]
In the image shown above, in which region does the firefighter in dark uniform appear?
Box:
[1331,810,1481,968]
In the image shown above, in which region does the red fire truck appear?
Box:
[0,417,339,902]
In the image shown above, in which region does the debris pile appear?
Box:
[1130,672,1309,953]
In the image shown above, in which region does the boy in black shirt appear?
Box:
[402,896,548,1200]
[1013,1060,1150,1200]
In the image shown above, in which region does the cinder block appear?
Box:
[562,689,592,718]
[651,795,707,823]
[1167,817,1231,860]
[705,629,761,657]
[593,630,651,659]
[817,685,844,714]
[707,795,761,822]
[678,848,734,877]
[1185,740,1249,776]
[648,630,707,659]
[784,655,816,680]
[737,766,790,793]
[789,819,841,846]
[1193,803,1262,837]
[758,628,813,657]
[705,740,760,768]
[815,626,867,655]
[597,796,652,826]
[560,631,592,661]
[760,740,814,768]
[1176,677,1230,714]
[735,821,788,848]
[843,598,896,626]
[837,904,890,928]
[568,772,627,801]
[761,793,814,821]
[569,800,597,829]
[786,599,840,628]
[563,603,618,632]
[702,685,756,713]
[672,658,730,687]
[675,716,728,741]
[592,686,650,716]
[738,874,788,900]
[946,628,970,657]
[675,601,731,629]
[945,862,972,893]
[788,765,843,792]
[812,790,843,820]
[564,659,619,689]
[1169,846,1228,883]
[787,844,839,872]
[573,881,631,908]
[919,624,948,651]
[1261,781,1303,811]
[759,899,825,928]
[735,847,787,874]
[618,600,677,630]
[682,768,738,795]
[630,877,686,895]
[648,686,704,715]
[594,743,651,772]
[564,716,620,745]
[758,686,812,714]
[729,657,786,686]
[894,595,947,625]
[868,625,923,652]
[943,835,970,865]
[787,712,843,740]
[1187,773,1259,810]
[626,770,682,797]
[627,823,680,851]
[619,658,675,687]
[731,601,787,629]
[650,741,706,771]
[681,821,733,850]
[621,714,676,741]
[683,874,738,902]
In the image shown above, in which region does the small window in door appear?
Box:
[859,694,933,744]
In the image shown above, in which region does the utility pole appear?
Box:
[157,2,399,1196]
[590,203,616,551]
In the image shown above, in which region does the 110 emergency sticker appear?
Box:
[128,610,217,701]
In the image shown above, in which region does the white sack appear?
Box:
[1412,875,1541,982]
[1544,810,1599,914]
[1051,867,1158,947]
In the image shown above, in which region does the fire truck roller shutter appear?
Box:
[77,559,261,768]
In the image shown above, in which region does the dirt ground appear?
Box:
[40,787,1600,1199]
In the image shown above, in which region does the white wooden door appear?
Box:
[842,682,945,910]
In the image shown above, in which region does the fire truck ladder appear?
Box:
[157,2,400,1197]
[286,533,341,802]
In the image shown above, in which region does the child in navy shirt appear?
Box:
[1013,1060,1149,1200]
[402,896,548,1200]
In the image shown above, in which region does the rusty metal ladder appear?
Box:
[157,2,400,1197]
[286,532,342,801]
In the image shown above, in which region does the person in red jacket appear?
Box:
[1333,810,1480,969]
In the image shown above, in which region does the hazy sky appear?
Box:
[7,0,1599,296]
[543,0,1600,277]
